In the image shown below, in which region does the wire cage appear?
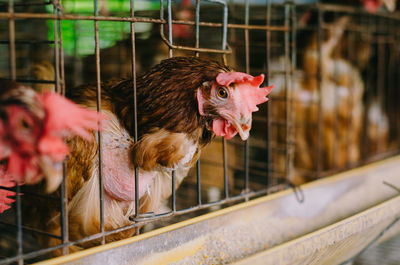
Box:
[0,0,400,264]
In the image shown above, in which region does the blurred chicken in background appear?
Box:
[270,15,390,185]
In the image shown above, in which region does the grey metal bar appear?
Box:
[195,0,202,206]
[288,1,296,182]
[15,184,23,265]
[195,0,200,57]
[52,0,60,93]
[284,2,291,182]
[172,170,176,212]
[196,159,202,205]
[94,0,105,245]
[219,0,229,198]
[266,0,272,188]
[60,163,69,255]
[332,13,340,169]
[58,6,66,96]
[222,0,228,51]
[361,14,373,159]
[52,1,69,254]
[0,40,55,44]
[167,0,173,57]
[0,220,62,239]
[223,137,229,198]
[0,12,289,31]
[129,0,140,236]
[376,34,385,154]
[316,6,324,177]
[0,1,51,7]
[8,0,20,264]
[244,0,250,195]
[345,28,353,168]
[8,0,15,80]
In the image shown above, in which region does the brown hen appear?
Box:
[31,56,272,254]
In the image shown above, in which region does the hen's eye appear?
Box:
[21,119,30,129]
[217,87,228,99]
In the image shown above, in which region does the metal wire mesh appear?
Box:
[0,0,399,264]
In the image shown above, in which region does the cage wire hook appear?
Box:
[287,182,305,203]
[337,180,400,265]
[51,0,64,14]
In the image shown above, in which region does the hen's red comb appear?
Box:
[38,92,106,140]
[0,166,16,213]
[37,92,106,161]
[216,72,273,113]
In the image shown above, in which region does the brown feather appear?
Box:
[23,57,233,254]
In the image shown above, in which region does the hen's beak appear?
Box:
[219,112,252,141]
[37,157,63,193]
[231,116,251,141]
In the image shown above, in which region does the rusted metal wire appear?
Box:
[316,6,323,177]
[244,0,250,196]
[93,0,105,246]
[284,2,291,182]
[266,0,272,188]
[129,0,140,236]
[7,0,15,80]
[0,12,289,30]
[1,1,400,264]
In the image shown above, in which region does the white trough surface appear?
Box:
[36,156,400,265]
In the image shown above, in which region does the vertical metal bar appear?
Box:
[345,29,353,167]
[60,163,69,255]
[53,0,69,255]
[376,34,385,154]
[8,0,21,263]
[332,13,340,169]
[196,160,202,205]
[57,5,65,96]
[265,0,272,187]
[130,0,140,235]
[223,137,229,198]
[244,0,250,195]
[160,0,165,40]
[316,6,324,177]
[15,184,23,265]
[387,20,396,154]
[244,0,250,74]
[8,0,15,80]
[195,0,202,206]
[221,0,229,198]
[167,0,173,57]
[361,14,373,158]
[195,0,200,57]
[166,0,176,213]
[288,1,296,182]
[94,0,105,245]
[221,0,228,64]
[221,2,228,51]
[172,170,176,212]
[283,2,291,181]
[53,0,60,93]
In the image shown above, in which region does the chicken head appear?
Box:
[197,72,273,140]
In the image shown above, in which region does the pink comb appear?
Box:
[37,92,106,161]
[216,72,273,114]
[0,166,16,213]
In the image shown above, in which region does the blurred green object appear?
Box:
[46,0,160,57]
